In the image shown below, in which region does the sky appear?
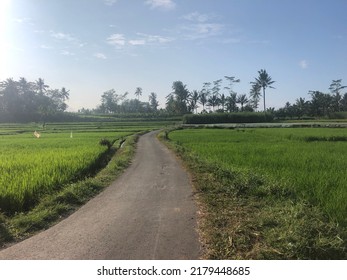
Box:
[1,0,346,111]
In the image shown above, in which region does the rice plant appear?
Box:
[0,130,132,213]
[169,128,347,224]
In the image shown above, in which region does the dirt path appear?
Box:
[0,131,201,260]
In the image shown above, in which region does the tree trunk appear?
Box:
[263,87,266,114]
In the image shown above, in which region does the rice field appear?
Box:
[169,127,347,224]
[0,121,166,214]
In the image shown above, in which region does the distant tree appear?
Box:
[165,81,190,114]
[308,90,332,117]
[100,89,119,113]
[249,82,261,111]
[329,79,346,112]
[225,93,238,112]
[199,90,208,112]
[135,87,142,100]
[211,79,223,110]
[199,82,211,112]
[237,94,249,111]
[207,94,219,111]
[0,78,20,115]
[35,78,49,95]
[341,93,347,111]
[295,97,309,119]
[149,92,159,111]
[253,69,275,113]
[219,93,226,112]
[189,90,200,113]
[224,76,240,95]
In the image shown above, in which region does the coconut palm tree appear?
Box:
[249,82,261,111]
[134,87,142,100]
[35,78,49,95]
[253,69,275,113]
[237,94,248,111]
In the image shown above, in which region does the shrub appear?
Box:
[99,138,113,149]
[183,112,273,124]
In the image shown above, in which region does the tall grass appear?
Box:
[0,131,132,213]
[169,128,347,224]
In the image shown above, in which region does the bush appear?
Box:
[328,111,347,119]
[183,112,274,124]
[99,138,113,149]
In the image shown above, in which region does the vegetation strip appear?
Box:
[160,128,346,259]
[0,133,139,247]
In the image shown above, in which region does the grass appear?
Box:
[169,128,347,224]
[0,120,166,247]
[0,131,133,213]
[4,134,138,243]
[161,127,347,259]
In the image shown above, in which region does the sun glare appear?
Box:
[0,0,11,78]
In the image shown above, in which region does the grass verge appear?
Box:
[159,129,346,260]
[0,133,139,247]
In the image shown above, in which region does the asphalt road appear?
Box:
[0,131,201,260]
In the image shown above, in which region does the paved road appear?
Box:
[0,131,201,260]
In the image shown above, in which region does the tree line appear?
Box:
[166,69,275,115]
[79,87,160,115]
[165,70,347,119]
[1,72,346,122]
[0,78,69,122]
[275,79,347,119]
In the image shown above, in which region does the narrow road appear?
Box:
[0,131,201,260]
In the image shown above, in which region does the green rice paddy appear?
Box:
[169,127,347,224]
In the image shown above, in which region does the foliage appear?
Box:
[0,132,139,246]
[251,69,275,113]
[166,128,347,259]
[183,112,273,124]
[169,128,347,225]
[0,129,133,213]
[0,78,69,123]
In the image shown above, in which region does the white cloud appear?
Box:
[136,33,174,44]
[50,31,77,42]
[299,59,308,69]
[181,23,224,40]
[94,52,107,59]
[179,12,225,40]
[183,12,215,23]
[13,17,33,24]
[107,33,126,47]
[128,40,146,46]
[145,0,176,10]
[103,0,118,6]
[40,44,53,49]
[61,50,75,56]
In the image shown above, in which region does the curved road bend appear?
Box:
[0,131,201,260]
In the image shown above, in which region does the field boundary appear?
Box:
[182,122,347,129]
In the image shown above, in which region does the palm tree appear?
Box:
[207,94,219,111]
[35,78,49,95]
[135,87,142,100]
[199,91,208,112]
[226,93,238,112]
[253,69,275,113]
[189,90,200,113]
[237,94,248,111]
[149,92,159,111]
[249,82,261,111]
[329,79,346,112]
[224,76,240,94]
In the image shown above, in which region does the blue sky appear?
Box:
[1,0,346,111]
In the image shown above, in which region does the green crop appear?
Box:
[169,128,347,224]
[0,131,131,213]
